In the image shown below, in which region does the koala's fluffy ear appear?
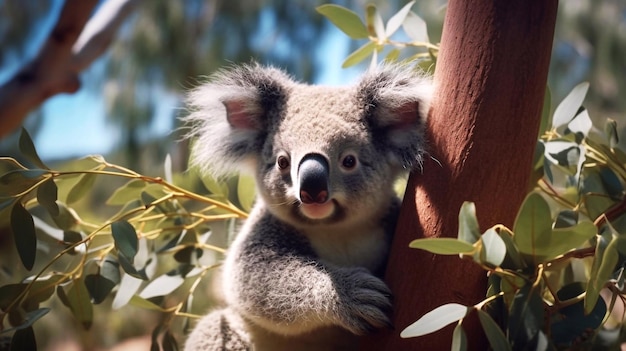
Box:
[357,65,433,170]
[184,64,294,176]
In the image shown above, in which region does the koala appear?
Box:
[183,63,431,351]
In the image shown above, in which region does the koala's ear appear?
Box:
[357,65,433,169]
[184,64,294,176]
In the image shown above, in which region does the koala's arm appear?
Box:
[223,207,392,336]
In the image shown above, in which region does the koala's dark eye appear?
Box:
[341,155,357,169]
[277,155,290,170]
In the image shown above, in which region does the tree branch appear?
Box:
[0,0,139,138]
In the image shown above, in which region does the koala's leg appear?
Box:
[184,308,251,351]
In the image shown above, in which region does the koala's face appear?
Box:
[256,87,397,228]
[186,64,430,228]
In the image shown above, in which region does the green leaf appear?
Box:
[316,4,368,39]
[129,295,165,311]
[237,175,256,213]
[552,82,589,132]
[66,173,97,204]
[111,220,138,262]
[62,279,93,329]
[513,193,552,263]
[106,179,146,205]
[567,109,592,136]
[409,238,475,255]
[140,271,185,299]
[342,41,377,68]
[554,209,578,229]
[538,221,596,261]
[585,224,619,314]
[403,10,429,43]
[605,118,618,148]
[458,202,480,244]
[84,258,120,304]
[19,128,48,170]
[112,273,143,310]
[538,85,551,138]
[582,170,615,220]
[365,4,385,38]
[198,171,229,197]
[10,325,36,351]
[451,323,467,351]
[400,303,469,338]
[480,228,506,267]
[477,310,512,351]
[11,203,37,270]
[508,284,544,349]
[0,169,48,197]
[37,177,59,217]
[50,202,80,231]
[117,253,148,280]
[552,282,606,347]
[385,1,415,37]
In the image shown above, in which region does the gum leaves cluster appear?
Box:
[317,1,438,71]
[404,83,626,350]
[0,129,250,350]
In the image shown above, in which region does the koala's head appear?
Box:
[186,63,431,229]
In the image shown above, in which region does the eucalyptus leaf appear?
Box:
[451,323,467,351]
[37,177,59,217]
[567,109,592,136]
[9,325,36,351]
[316,4,368,39]
[342,41,377,68]
[130,295,166,311]
[111,220,138,262]
[538,85,551,138]
[409,238,475,255]
[385,1,414,37]
[513,193,552,264]
[140,271,185,299]
[477,310,512,351]
[106,179,147,205]
[84,259,120,304]
[0,169,48,197]
[237,175,256,213]
[63,279,94,329]
[605,118,618,148]
[552,82,589,132]
[552,282,606,347]
[508,284,544,348]
[365,4,385,39]
[66,173,97,204]
[11,203,37,271]
[585,225,619,314]
[480,228,506,267]
[112,273,143,310]
[400,303,469,338]
[458,201,480,244]
[19,128,48,170]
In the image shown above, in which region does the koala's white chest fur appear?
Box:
[302,222,388,272]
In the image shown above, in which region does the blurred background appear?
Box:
[1,0,625,349]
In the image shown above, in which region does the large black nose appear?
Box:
[298,154,329,204]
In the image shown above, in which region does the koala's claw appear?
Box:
[334,268,394,335]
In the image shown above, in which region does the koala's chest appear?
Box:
[304,225,388,272]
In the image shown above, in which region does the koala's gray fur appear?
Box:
[183,63,431,351]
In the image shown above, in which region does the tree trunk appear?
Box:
[361,0,558,350]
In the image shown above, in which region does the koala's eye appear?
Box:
[276,155,290,170]
[341,154,357,170]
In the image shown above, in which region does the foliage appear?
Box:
[316,1,438,71]
[323,2,626,349]
[404,83,626,349]
[0,129,253,350]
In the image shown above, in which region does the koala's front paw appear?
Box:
[334,268,393,335]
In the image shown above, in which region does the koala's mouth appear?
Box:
[298,200,337,220]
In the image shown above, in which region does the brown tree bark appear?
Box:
[361,0,558,350]
[0,0,138,138]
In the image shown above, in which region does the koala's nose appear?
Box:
[298,154,329,204]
